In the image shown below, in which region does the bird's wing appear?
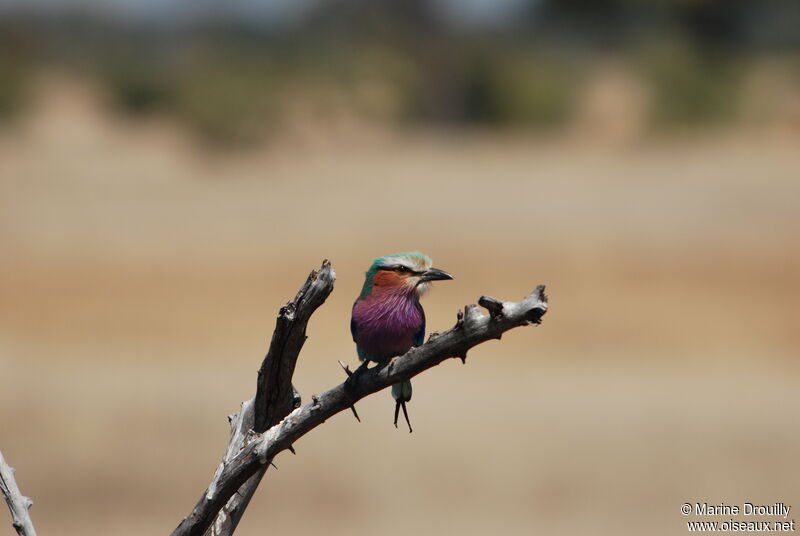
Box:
[413,303,426,347]
[350,303,359,343]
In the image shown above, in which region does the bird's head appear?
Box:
[360,251,453,298]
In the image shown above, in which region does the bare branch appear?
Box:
[254,260,335,433]
[204,260,335,536]
[171,278,548,536]
[0,450,38,536]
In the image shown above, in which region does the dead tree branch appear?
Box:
[205,260,335,536]
[0,450,38,536]
[171,258,547,536]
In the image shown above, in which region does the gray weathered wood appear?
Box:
[205,400,262,536]
[204,261,335,536]
[171,271,548,536]
[0,450,38,536]
[253,261,335,433]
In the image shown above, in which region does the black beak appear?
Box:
[419,267,454,282]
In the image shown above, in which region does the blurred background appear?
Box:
[1,0,799,535]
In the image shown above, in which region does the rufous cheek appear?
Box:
[373,270,404,288]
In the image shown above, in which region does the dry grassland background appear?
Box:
[1,79,799,535]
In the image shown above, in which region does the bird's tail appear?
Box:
[391,380,413,433]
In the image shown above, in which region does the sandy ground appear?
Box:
[1,81,799,535]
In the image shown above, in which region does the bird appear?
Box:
[351,252,453,432]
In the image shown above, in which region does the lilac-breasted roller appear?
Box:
[351,252,453,432]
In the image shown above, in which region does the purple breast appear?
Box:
[353,293,423,360]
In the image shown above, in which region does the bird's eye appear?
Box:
[396,265,409,273]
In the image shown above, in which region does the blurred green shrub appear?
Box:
[97,47,283,146]
[87,33,752,144]
[638,41,744,126]
[402,45,577,128]
[0,57,29,122]
[101,61,174,115]
[480,51,577,127]
[345,46,417,122]
[172,58,280,145]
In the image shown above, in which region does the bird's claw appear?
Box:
[354,360,371,376]
[337,361,363,422]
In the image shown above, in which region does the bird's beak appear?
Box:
[418,267,454,282]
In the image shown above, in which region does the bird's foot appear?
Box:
[354,360,371,376]
[338,360,364,422]
[341,360,369,387]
